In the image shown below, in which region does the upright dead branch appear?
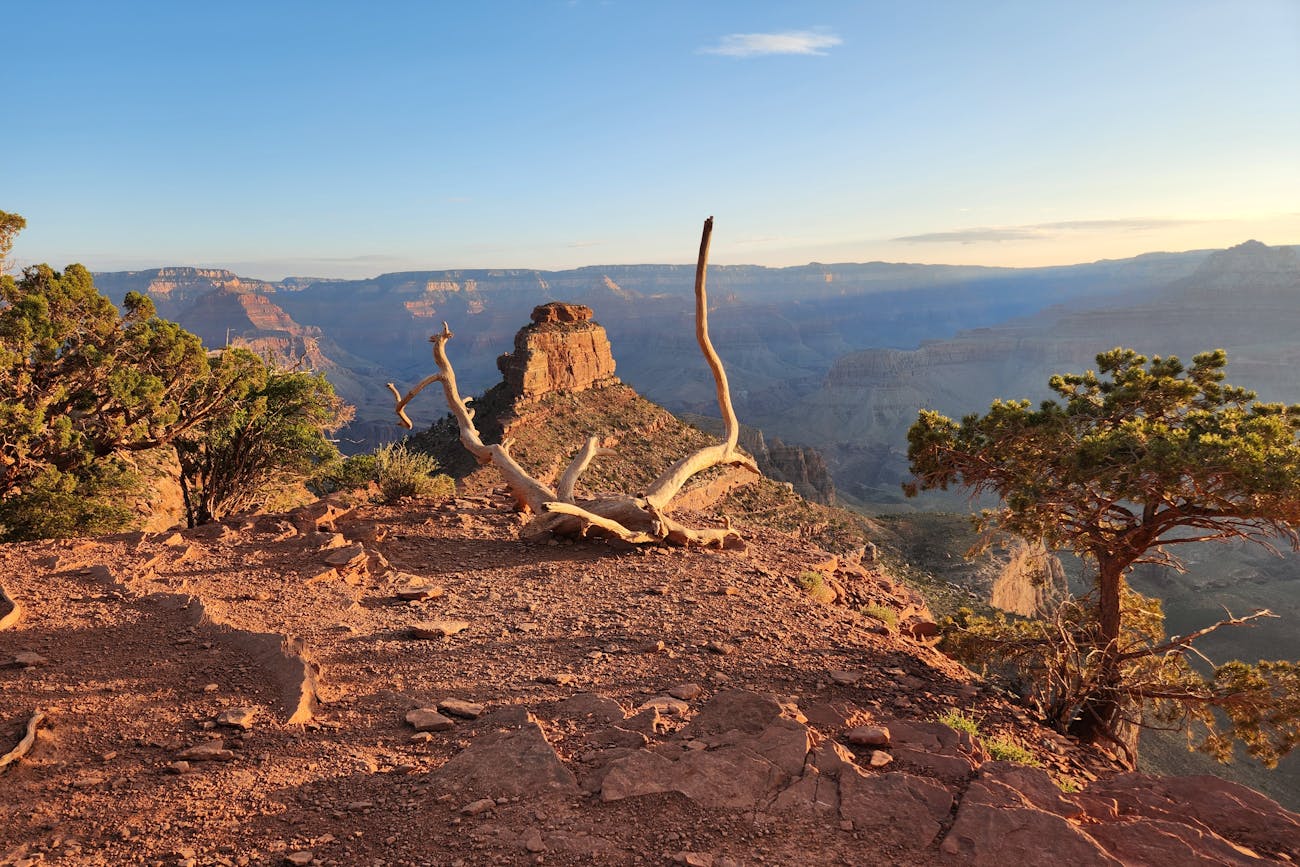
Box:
[644,217,758,510]
[387,322,555,513]
[387,217,759,546]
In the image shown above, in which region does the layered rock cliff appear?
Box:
[496,302,618,400]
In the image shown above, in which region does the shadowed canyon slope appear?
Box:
[777,241,1300,509]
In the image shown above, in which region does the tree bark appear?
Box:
[1069,556,1139,765]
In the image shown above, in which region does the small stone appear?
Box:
[284,852,314,866]
[846,725,891,748]
[522,829,546,853]
[405,708,455,732]
[829,670,862,686]
[202,683,220,693]
[904,619,941,640]
[703,641,734,656]
[410,732,434,743]
[410,620,470,639]
[461,798,496,816]
[437,699,485,719]
[869,750,894,768]
[395,584,444,601]
[672,853,714,867]
[177,740,234,762]
[539,673,576,686]
[668,683,703,701]
[215,707,257,730]
[165,761,191,774]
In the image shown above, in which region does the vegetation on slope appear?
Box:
[0,212,350,539]
[908,347,1300,769]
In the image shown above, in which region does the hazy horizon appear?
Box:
[53,236,1292,285]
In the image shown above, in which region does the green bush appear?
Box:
[311,452,378,495]
[795,571,826,592]
[374,443,455,503]
[936,709,980,738]
[0,461,140,541]
[934,709,1042,767]
[986,737,1042,766]
[860,603,898,630]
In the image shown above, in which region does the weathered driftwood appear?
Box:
[0,710,45,773]
[0,584,21,631]
[387,217,759,546]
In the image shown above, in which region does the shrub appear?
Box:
[986,737,1041,766]
[374,443,455,503]
[860,604,898,630]
[0,461,140,541]
[936,709,980,738]
[795,571,825,592]
[934,709,1042,767]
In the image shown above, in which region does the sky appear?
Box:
[5,0,1299,279]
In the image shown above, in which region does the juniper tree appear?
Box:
[0,214,349,537]
[907,348,1300,766]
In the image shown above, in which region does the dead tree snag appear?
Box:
[386,217,760,546]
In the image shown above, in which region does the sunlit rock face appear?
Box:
[497,303,618,400]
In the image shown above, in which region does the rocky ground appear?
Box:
[3,492,1298,867]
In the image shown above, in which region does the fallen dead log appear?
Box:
[0,711,45,773]
[0,585,20,631]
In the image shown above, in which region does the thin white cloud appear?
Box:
[895,218,1207,245]
[700,30,842,58]
[893,227,1044,245]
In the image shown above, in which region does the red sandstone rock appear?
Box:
[496,303,617,399]
[530,302,593,324]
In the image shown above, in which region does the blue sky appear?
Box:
[6,0,1298,278]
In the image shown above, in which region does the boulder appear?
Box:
[430,720,577,798]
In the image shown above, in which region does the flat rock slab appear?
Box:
[395,585,445,601]
[323,544,367,568]
[846,725,891,747]
[9,652,48,668]
[406,708,455,732]
[668,683,704,701]
[430,721,577,798]
[177,740,235,762]
[838,766,953,846]
[410,620,470,639]
[555,693,625,724]
[438,699,485,719]
[215,707,258,730]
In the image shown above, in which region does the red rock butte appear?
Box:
[497,302,618,400]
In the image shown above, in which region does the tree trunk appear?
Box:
[1069,556,1140,765]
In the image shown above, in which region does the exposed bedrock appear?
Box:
[496,302,618,400]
